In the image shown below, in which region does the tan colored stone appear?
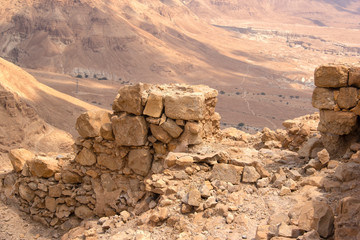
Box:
[75,148,96,166]
[348,67,360,88]
[128,149,152,176]
[298,201,334,238]
[255,225,271,240]
[314,65,348,88]
[317,149,330,165]
[100,123,114,140]
[97,153,124,170]
[45,197,57,212]
[335,197,360,240]
[318,110,357,135]
[150,124,172,144]
[176,156,194,166]
[334,162,360,182]
[8,148,35,172]
[112,83,149,115]
[178,122,203,146]
[312,87,335,110]
[153,142,167,155]
[75,205,94,219]
[61,171,82,184]
[76,110,111,138]
[337,87,358,109]
[187,186,201,207]
[160,118,183,138]
[164,93,206,120]
[211,163,243,184]
[143,93,163,118]
[242,166,261,183]
[28,156,59,178]
[112,114,148,146]
[19,184,35,202]
[49,185,62,198]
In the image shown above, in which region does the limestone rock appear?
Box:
[76,110,111,138]
[242,166,261,183]
[337,87,358,109]
[19,184,35,202]
[112,83,148,115]
[298,201,334,238]
[312,87,335,110]
[334,162,360,182]
[150,124,172,144]
[160,118,183,138]
[61,171,82,184]
[301,230,320,240]
[178,122,203,146]
[318,110,357,135]
[314,65,348,88]
[8,148,35,172]
[75,206,94,219]
[335,197,360,240]
[210,164,243,184]
[45,197,57,212]
[128,149,152,176]
[112,114,148,146]
[164,93,206,120]
[187,186,201,207]
[28,156,59,178]
[143,93,163,118]
[317,149,330,165]
[97,153,124,171]
[75,148,96,166]
[348,67,360,87]
[100,123,115,141]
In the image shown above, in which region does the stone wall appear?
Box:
[1,83,220,229]
[312,65,360,156]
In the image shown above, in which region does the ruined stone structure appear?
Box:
[2,83,221,228]
[312,65,360,156]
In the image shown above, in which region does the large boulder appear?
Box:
[111,114,148,146]
[164,93,206,120]
[127,148,152,176]
[337,87,358,109]
[348,67,360,88]
[75,148,97,166]
[76,110,111,138]
[335,197,360,240]
[210,163,243,184]
[318,110,357,135]
[112,83,149,115]
[298,201,334,238]
[28,156,60,178]
[312,87,335,110]
[8,148,35,172]
[143,93,163,118]
[314,65,348,88]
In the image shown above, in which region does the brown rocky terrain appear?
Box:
[0,0,360,130]
[1,67,360,239]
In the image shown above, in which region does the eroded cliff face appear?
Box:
[1,78,360,240]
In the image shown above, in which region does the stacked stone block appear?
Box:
[312,65,360,155]
[3,83,220,228]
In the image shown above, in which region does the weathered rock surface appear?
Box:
[314,65,348,88]
[112,114,148,146]
[112,83,149,115]
[318,110,357,135]
[8,148,35,172]
[28,156,59,178]
[76,110,111,138]
[312,87,335,110]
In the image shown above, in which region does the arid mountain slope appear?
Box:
[0,57,99,170]
[186,0,360,28]
[0,0,359,130]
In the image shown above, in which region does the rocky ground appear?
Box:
[42,114,358,240]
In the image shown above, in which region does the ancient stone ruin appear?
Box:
[1,83,221,228]
[0,73,360,240]
[312,65,360,156]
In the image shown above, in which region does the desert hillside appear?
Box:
[0,57,101,170]
[0,0,359,130]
